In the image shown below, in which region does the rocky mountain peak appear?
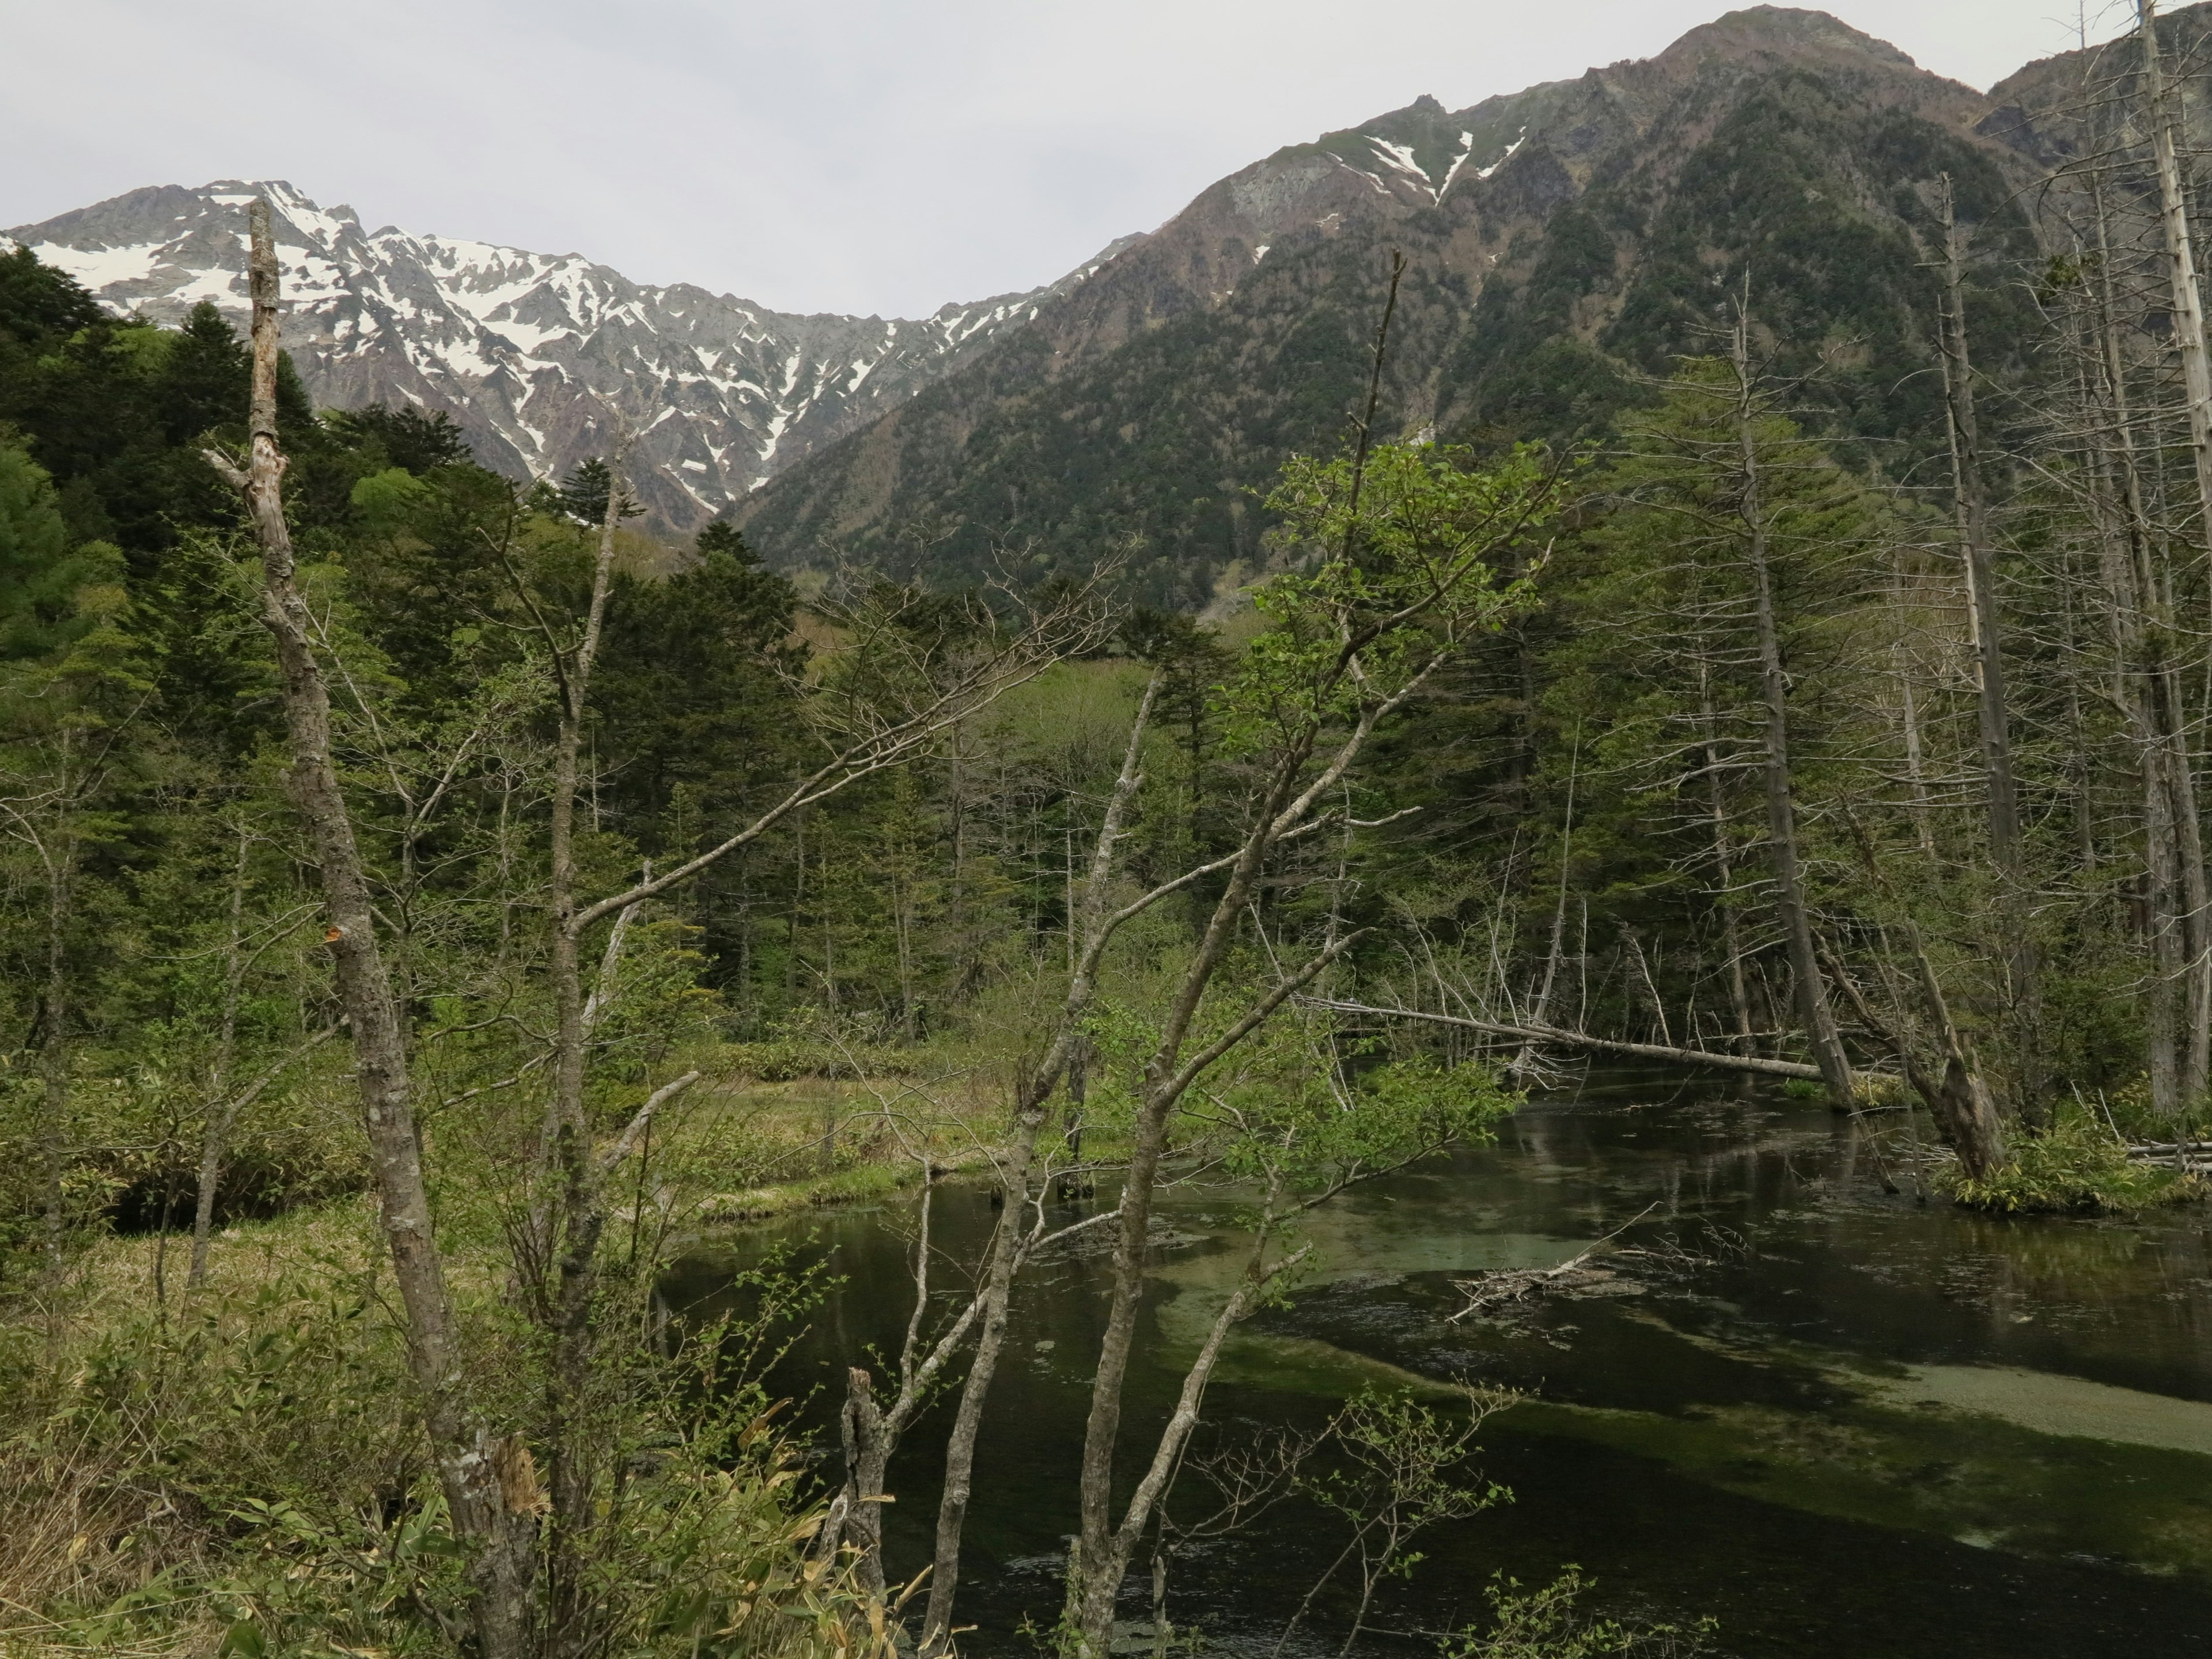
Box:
[6,180,1138,531]
[1674,6,1922,69]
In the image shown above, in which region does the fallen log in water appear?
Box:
[1298,997,1827,1081]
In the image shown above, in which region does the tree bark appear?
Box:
[1825,944,2006,1179]
[1067,746,1374,1655]
[1696,658,1759,1055]
[1732,316,1855,1106]
[2086,173,2196,1113]
[208,198,536,1659]
[540,440,631,1653]
[1513,733,1578,1074]
[832,1367,892,1597]
[1071,772,1300,1657]
[1937,176,2043,1118]
[2140,0,2212,1101]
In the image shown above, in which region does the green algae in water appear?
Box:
[1129,1187,2212,1582]
[1204,1281,2212,1578]
[1860,1361,2212,1455]
[692,1083,2212,1655]
[1508,1391,2212,1577]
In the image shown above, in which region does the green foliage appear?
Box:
[1447,1568,1716,1658]
[1304,1385,1508,1555]
[593,520,805,862]
[0,245,104,347]
[1945,1108,2200,1215]
[0,442,81,659]
[0,1225,851,1658]
[557,455,643,525]
[1267,1385,1513,1654]
[1229,439,1550,745]
[327,404,474,474]
[1213,1039,1518,1195]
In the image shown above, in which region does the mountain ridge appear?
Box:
[734,3,2069,598]
[5,179,1143,529]
[10,5,2197,574]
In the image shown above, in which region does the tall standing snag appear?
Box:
[2137,0,2212,1099]
[1729,308,1855,1108]
[206,198,538,1659]
[1934,176,2043,1117]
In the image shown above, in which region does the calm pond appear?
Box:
[665,1074,2212,1657]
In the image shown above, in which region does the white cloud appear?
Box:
[0,0,2113,318]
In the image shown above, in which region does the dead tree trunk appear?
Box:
[832,1368,892,1597]
[1513,733,1579,1074]
[1825,943,2006,1179]
[1937,175,2043,1118]
[1695,658,1759,1054]
[37,815,71,1289]
[2087,175,2198,1113]
[2141,1,2212,532]
[2140,0,2212,1100]
[1299,997,1828,1080]
[206,198,537,1659]
[537,438,640,1653]
[1733,315,1855,1106]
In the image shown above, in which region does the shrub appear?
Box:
[1445,1568,1714,1658]
[1945,1109,2201,1215]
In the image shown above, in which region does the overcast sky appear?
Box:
[0,1,2135,319]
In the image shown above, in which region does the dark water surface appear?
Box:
[665,1074,2212,1657]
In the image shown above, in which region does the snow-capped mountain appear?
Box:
[6,180,1140,529]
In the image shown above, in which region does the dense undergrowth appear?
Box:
[1942,1102,2204,1215]
[0,1050,991,1658]
[0,1210,851,1657]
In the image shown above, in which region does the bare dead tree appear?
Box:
[206,198,540,1659]
[1935,174,2044,1116]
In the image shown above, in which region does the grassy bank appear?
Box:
[0,1046,1035,1658]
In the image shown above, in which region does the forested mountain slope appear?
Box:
[738,5,2212,603]
[4,181,1135,529]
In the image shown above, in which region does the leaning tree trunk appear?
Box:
[1938,175,2042,1119]
[1067,754,1341,1658]
[207,198,536,1659]
[1733,320,1855,1107]
[1827,947,2006,1180]
[918,1096,1046,1653]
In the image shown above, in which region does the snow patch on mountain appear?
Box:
[7,180,1141,531]
[1475,131,1528,181]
